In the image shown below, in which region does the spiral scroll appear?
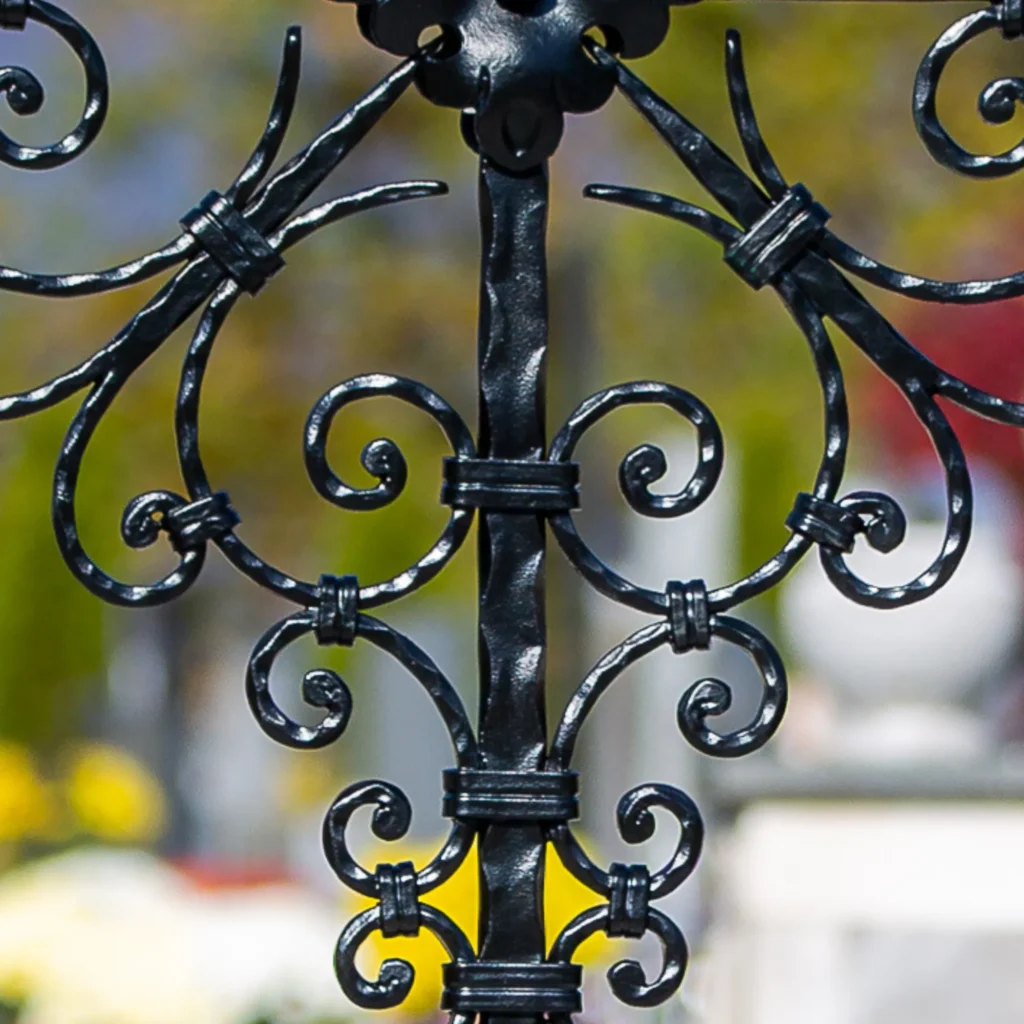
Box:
[550,905,688,1009]
[546,780,703,901]
[543,603,782,1007]
[723,25,1024,303]
[548,381,723,616]
[0,30,432,416]
[305,373,476,606]
[914,4,1024,179]
[246,611,354,750]
[552,614,786,769]
[0,27,301,297]
[0,31,448,610]
[0,34,473,1012]
[0,0,107,169]
[307,615,477,1012]
[334,903,474,1013]
[248,609,476,753]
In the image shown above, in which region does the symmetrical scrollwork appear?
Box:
[0,25,449,607]
[330,0,679,170]
[314,616,479,1012]
[542,610,778,997]
[3,1,1024,1020]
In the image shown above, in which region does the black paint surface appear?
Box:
[3,1,1024,1018]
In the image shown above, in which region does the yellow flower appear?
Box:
[355,838,611,1020]
[0,963,29,1007]
[0,742,54,845]
[64,744,166,843]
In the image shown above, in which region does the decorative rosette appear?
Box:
[334,0,680,169]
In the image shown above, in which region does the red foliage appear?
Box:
[174,856,293,890]
[865,296,1024,491]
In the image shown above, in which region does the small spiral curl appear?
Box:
[838,491,907,554]
[302,373,477,607]
[0,67,41,115]
[979,76,1024,124]
[548,381,724,615]
[552,615,787,777]
[617,784,704,898]
[547,782,703,903]
[0,0,109,169]
[814,383,972,609]
[120,491,187,550]
[618,439,716,519]
[676,615,787,758]
[914,5,1024,178]
[305,373,473,510]
[53,374,209,609]
[550,905,688,1009]
[323,780,413,896]
[335,903,474,1012]
[246,612,354,750]
[121,489,239,555]
[552,380,723,520]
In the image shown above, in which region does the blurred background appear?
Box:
[2,1,1024,1022]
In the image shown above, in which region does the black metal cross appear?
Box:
[1,0,1023,1018]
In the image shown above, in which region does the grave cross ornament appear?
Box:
[2,0,1024,1019]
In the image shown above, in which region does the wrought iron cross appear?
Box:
[1,0,1023,1017]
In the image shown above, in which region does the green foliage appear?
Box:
[0,410,106,748]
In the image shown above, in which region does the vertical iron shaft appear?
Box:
[475,157,550,1024]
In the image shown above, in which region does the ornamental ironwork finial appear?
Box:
[332,0,684,168]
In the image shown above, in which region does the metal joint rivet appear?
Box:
[1001,0,1024,38]
[163,492,240,554]
[180,191,284,294]
[376,860,420,938]
[441,457,580,513]
[667,579,711,654]
[442,768,579,823]
[315,574,359,647]
[607,862,651,939]
[442,961,583,1016]
[786,493,861,554]
[724,184,830,288]
[0,0,28,30]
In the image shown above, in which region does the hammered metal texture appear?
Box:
[1,0,1024,1019]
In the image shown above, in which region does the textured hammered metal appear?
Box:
[330,0,683,169]
[2,0,1024,1019]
